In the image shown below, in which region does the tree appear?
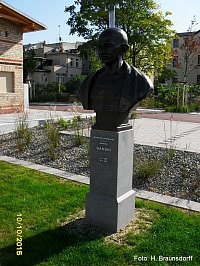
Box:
[23,49,36,83]
[179,17,200,83]
[79,39,102,73]
[65,74,85,94]
[171,16,200,106]
[23,49,37,100]
[65,0,175,77]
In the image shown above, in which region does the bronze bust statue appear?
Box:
[80,27,153,131]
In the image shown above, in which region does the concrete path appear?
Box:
[0,108,94,135]
[61,117,200,153]
[0,107,200,153]
[0,155,199,212]
[132,118,200,153]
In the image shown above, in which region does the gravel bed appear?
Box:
[0,125,200,203]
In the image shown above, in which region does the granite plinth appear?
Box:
[86,128,135,233]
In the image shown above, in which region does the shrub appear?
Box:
[65,75,85,94]
[44,119,60,160]
[14,114,32,154]
[130,111,139,119]
[134,158,163,179]
[58,117,71,129]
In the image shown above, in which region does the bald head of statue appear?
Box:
[98,28,129,64]
[79,27,153,130]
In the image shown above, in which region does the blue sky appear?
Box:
[3,0,200,44]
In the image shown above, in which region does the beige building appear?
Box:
[0,1,46,114]
[24,41,86,90]
[168,30,200,84]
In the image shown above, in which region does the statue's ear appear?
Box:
[122,43,129,53]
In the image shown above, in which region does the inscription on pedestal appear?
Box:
[93,136,114,164]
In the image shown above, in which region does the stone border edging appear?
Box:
[0,155,199,212]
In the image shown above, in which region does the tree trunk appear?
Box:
[177,83,180,107]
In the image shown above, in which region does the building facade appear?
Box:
[0,1,46,114]
[168,30,200,85]
[24,41,88,91]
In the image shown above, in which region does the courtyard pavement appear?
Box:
[0,104,200,153]
[0,108,94,135]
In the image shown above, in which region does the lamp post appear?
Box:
[109,5,115,28]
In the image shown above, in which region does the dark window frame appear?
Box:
[173,38,179,48]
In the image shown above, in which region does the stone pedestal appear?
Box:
[86,127,135,233]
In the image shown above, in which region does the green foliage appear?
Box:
[72,115,82,123]
[65,75,86,94]
[79,40,102,72]
[65,0,175,77]
[23,49,37,82]
[140,83,200,112]
[165,103,200,113]
[14,114,32,154]
[130,111,139,119]
[89,50,102,72]
[57,117,71,129]
[155,67,177,86]
[32,83,68,102]
[71,115,85,146]
[166,146,176,161]
[44,119,60,160]
[134,158,163,179]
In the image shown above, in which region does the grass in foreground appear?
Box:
[0,161,200,266]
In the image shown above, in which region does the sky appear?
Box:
[3,0,200,45]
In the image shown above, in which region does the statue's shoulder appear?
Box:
[123,62,144,77]
[129,64,153,90]
[80,72,95,86]
[128,64,146,78]
[80,68,104,89]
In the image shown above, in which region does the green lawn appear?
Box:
[0,161,200,266]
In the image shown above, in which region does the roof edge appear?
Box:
[0,0,47,30]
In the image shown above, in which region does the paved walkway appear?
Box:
[0,108,94,135]
[132,118,200,153]
[30,104,200,123]
[0,106,200,153]
[138,108,200,123]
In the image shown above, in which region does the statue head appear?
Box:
[98,28,129,64]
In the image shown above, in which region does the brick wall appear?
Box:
[0,19,24,114]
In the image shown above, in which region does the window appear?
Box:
[70,58,73,67]
[56,73,60,83]
[0,72,14,93]
[197,75,200,85]
[198,55,200,65]
[76,59,79,67]
[5,31,9,37]
[173,56,178,67]
[173,38,179,48]
[56,73,65,83]
[61,74,65,83]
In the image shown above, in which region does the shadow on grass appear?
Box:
[0,217,108,266]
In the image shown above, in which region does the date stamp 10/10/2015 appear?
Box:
[16,213,23,256]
